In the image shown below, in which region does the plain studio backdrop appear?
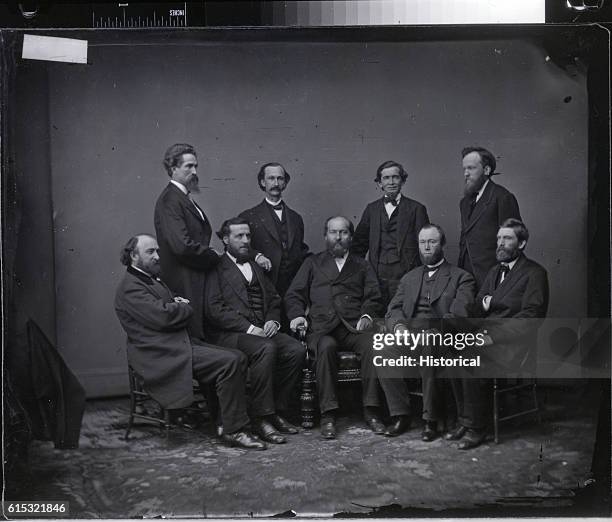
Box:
[12,31,587,396]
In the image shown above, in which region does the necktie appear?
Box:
[271,202,284,211]
[496,264,510,288]
[467,193,478,219]
[383,195,399,206]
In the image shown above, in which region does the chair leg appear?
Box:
[532,381,541,424]
[493,378,500,444]
[124,394,136,440]
[125,368,137,440]
[162,409,172,438]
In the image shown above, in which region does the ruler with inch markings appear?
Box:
[92,2,189,28]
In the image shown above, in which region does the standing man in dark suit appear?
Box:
[458,147,521,289]
[154,143,272,341]
[448,218,549,449]
[115,234,265,450]
[352,160,429,306]
[285,216,385,440]
[381,224,476,440]
[204,217,305,445]
[239,163,309,300]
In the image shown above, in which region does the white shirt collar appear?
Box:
[226,251,247,265]
[265,197,283,207]
[131,264,155,279]
[384,193,402,204]
[475,179,490,202]
[170,179,189,195]
[503,257,519,271]
[426,258,445,270]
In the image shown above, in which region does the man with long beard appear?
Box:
[285,216,385,440]
[458,147,521,289]
[448,218,549,450]
[154,143,271,341]
[381,224,476,440]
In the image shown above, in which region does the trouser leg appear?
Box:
[313,335,339,414]
[234,334,277,417]
[191,343,250,434]
[270,332,306,412]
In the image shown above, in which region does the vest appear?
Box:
[414,268,439,318]
[245,275,265,327]
[378,204,400,265]
[267,203,291,274]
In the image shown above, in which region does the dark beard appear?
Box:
[235,253,251,264]
[464,177,486,197]
[328,242,348,258]
[496,246,519,262]
[420,249,443,266]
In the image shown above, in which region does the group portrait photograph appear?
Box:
[1,5,610,519]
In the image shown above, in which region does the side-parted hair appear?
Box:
[323,216,354,236]
[461,146,497,176]
[120,234,155,266]
[500,218,529,245]
[257,162,290,191]
[419,223,446,247]
[216,217,251,240]
[375,160,408,183]
[163,143,196,177]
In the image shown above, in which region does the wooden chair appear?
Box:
[298,322,383,428]
[492,378,540,443]
[124,364,213,439]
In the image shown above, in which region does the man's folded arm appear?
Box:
[122,284,192,331]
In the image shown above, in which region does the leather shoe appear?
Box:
[320,417,336,440]
[268,414,299,434]
[457,429,486,450]
[365,416,386,435]
[252,419,286,444]
[384,415,410,437]
[221,430,267,450]
[445,425,468,441]
[421,421,438,442]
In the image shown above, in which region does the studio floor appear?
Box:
[6,382,611,519]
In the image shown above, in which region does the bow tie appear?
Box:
[270,202,284,211]
[500,263,510,275]
[383,195,399,206]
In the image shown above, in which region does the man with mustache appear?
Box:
[285,216,385,439]
[154,143,271,340]
[458,147,521,289]
[380,224,475,439]
[449,218,549,449]
[114,234,266,450]
[239,163,310,301]
[204,217,305,445]
[352,160,429,306]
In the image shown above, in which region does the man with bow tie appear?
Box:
[381,224,476,440]
[352,160,429,306]
[204,217,305,445]
[115,234,266,450]
[448,218,549,449]
[154,144,271,341]
[458,146,521,289]
[239,163,310,314]
[285,216,385,440]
